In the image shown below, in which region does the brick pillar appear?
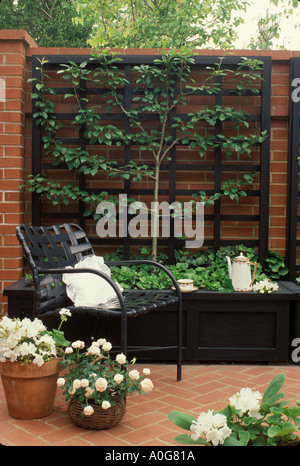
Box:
[0,30,37,316]
[269,57,291,256]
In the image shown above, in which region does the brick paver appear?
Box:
[1,363,300,446]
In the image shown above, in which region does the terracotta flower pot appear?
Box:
[0,358,62,419]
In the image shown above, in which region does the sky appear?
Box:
[234,0,300,50]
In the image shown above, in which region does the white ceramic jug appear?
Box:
[226,252,257,291]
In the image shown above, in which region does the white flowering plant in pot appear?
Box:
[57,338,154,416]
[169,373,300,446]
[0,309,71,367]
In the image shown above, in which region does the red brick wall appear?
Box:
[0,30,298,315]
[0,31,36,315]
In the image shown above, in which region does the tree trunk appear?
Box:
[151,161,160,262]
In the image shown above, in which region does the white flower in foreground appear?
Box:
[140,378,154,393]
[129,369,140,380]
[4,349,17,362]
[101,400,111,410]
[229,387,262,419]
[33,354,44,367]
[102,341,112,352]
[59,308,72,317]
[81,378,89,388]
[206,425,232,446]
[97,338,106,346]
[114,374,124,384]
[71,340,85,349]
[21,318,46,339]
[18,341,37,357]
[252,279,279,294]
[85,387,94,398]
[190,410,231,446]
[83,406,94,416]
[36,334,56,356]
[57,378,65,387]
[86,343,100,356]
[115,353,126,365]
[73,379,82,390]
[95,377,107,392]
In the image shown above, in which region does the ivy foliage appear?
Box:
[105,245,288,292]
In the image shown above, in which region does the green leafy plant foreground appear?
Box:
[169,373,300,446]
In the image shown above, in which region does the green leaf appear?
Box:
[223,435,244,446]
[238,430,250,445]
[42,329,70,348]
[173,434,206,445]
[261,373,286,409]
[168,410,196,431]
[268,425,296,438]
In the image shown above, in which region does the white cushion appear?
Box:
[62,256,123,307]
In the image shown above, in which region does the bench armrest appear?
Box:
[105,259,182,299]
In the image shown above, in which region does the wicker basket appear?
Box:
[68,396,126,430]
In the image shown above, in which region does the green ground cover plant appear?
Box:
[105,244,288,292]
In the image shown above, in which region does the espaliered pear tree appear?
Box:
[26,50,266,261]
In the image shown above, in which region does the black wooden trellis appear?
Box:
[31,54,271,263]
[287,58,300,280]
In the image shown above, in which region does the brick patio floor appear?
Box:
[1,362,300,446]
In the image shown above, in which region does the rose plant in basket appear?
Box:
[57,338,154,429]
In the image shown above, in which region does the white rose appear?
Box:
[140,378,154,393]
[143,368,151,375]
[101,400,111,410]
[95,377,107,392]
[85,387,94,398]
[65,347,73,354]
[73,379,82,390]
[81,378,89,388]
[129,369,140,380]
[102,342,112,352]
[114,374,124,384]
[116,353,127,365]
[57,377,65,387]
[83,406,94,416]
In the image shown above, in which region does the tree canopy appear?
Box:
[0,0,93,47]
[73,0,249,49]
[0,0,299,50]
